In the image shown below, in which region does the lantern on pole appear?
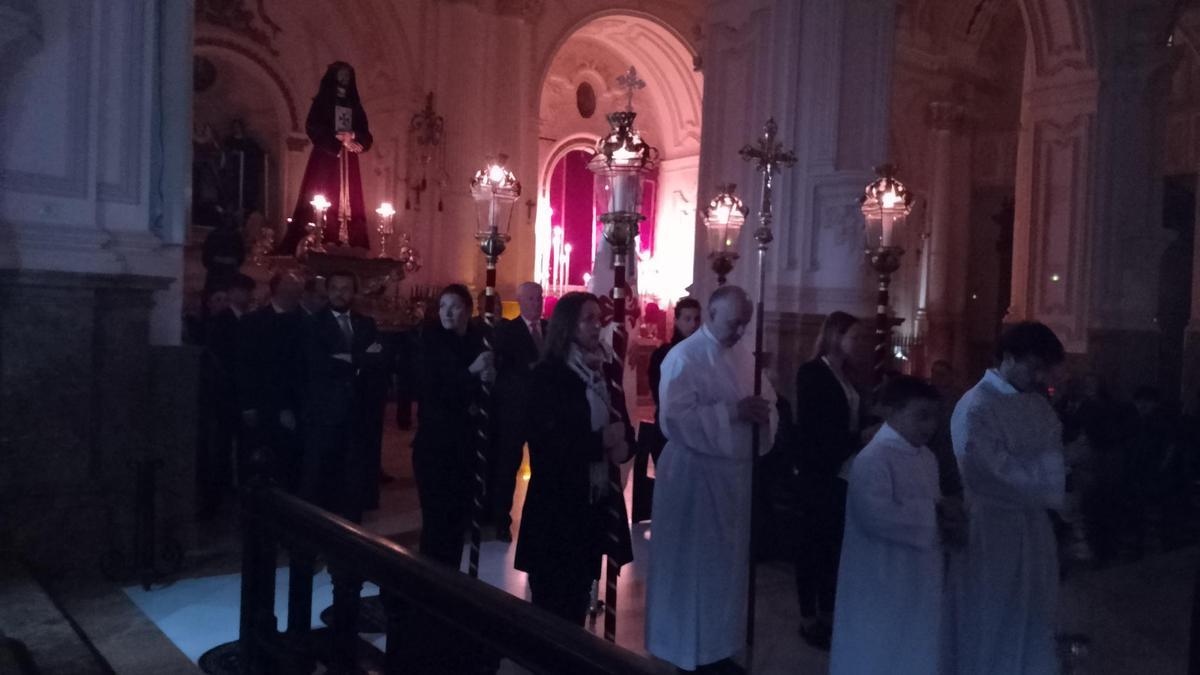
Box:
[860,163,914,382]
[586,66,658,644]
[465,155,521,580]
[702,184,748,285]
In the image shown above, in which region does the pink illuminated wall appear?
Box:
[548,148,659,288]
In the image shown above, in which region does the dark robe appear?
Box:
[793,357,864,622]
[236,305,306,489]
[515,357,634,625]
[277,62,373,253]
[489,317,546,531]
[298,307,383,523]
[411,323,486,567]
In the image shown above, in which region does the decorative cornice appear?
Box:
[496,0,544,22]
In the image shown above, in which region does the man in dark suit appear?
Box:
[237,271,305,489]
[489,281,546,541]
[298,270,386,523]
[200,273,255,516]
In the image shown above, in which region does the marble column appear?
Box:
[923,101,969,372]
[696,0,897,395]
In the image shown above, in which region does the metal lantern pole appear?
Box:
[600,208,641,642]
[468,159,520,579]
[860,165,912,385]
[738,119,795,652]
[589,68,655,642]
[868,248,902,382]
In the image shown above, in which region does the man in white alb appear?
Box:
[949,321,1066,675]
[646,285,777,674]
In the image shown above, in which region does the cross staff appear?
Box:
[738,118,796,658]
[616,66,645,112]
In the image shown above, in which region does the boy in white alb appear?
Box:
[830,375,957,675]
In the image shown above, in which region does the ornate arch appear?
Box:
[540,134,598,191]
[194,33,301,133]
[1015,0,1096,78]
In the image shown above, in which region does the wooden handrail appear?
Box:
[241,485,671,675]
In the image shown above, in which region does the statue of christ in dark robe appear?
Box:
[277,62,373,253]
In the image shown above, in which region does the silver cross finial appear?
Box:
[616,66,645,112]
[739,118,797,244]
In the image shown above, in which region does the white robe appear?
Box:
[645,325,778,670]
[949,369,1065,675]
[830,423,943,675]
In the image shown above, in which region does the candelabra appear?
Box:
[467,155,521,579]
[738,118,796,651]
[375,202,395,258]
[309,194,331,252]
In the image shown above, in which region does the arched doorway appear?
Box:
[535,13,701,308]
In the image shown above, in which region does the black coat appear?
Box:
[302,308,382,427]
[794,358,862,478]
[411,324,485,464]
[237,306,305,415]
[515,359,634,577]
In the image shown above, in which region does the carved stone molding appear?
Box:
[195,0,281,56]
[1017,0,1095,79]
[1024,112,1093,351]
[496,0,544,22]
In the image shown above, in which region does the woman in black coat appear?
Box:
[793,310,870,649]
[515,292,635,625]
[412,284,494,568]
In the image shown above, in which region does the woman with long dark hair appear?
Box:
[515,292,634,625]
[793,311,870,649]
[277,61,374,252]
[412,284,494,567]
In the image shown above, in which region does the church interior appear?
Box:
[1,0,1200,673]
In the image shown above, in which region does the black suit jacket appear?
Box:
[411,324,486,466]
[515,359,634,577]
[303,308,382,426]
[794,358,862,478]
[237,306,305,415]
[494,318,545,417]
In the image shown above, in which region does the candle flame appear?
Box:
[310,194,331,210]
[376,202,395,217]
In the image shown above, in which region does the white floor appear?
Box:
[123,569,384,662]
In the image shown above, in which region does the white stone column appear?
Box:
[923,101,968,369]
[695,0,898,391]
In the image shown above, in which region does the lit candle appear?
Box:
[376,202,395,234]
[564,243,573,287]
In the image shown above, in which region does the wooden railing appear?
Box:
[237,484,671,674]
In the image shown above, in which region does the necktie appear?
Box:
[530,321,543,351]
[337,313,353,349]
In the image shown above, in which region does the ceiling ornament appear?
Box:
[196,0,282,55]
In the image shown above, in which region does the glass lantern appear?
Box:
[860,164,913,249]
[703,184,748,259]
[588,111,659,217]
[470,155,522,245]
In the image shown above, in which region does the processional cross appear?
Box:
[616,66,645,112]
[738,118,797,242]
